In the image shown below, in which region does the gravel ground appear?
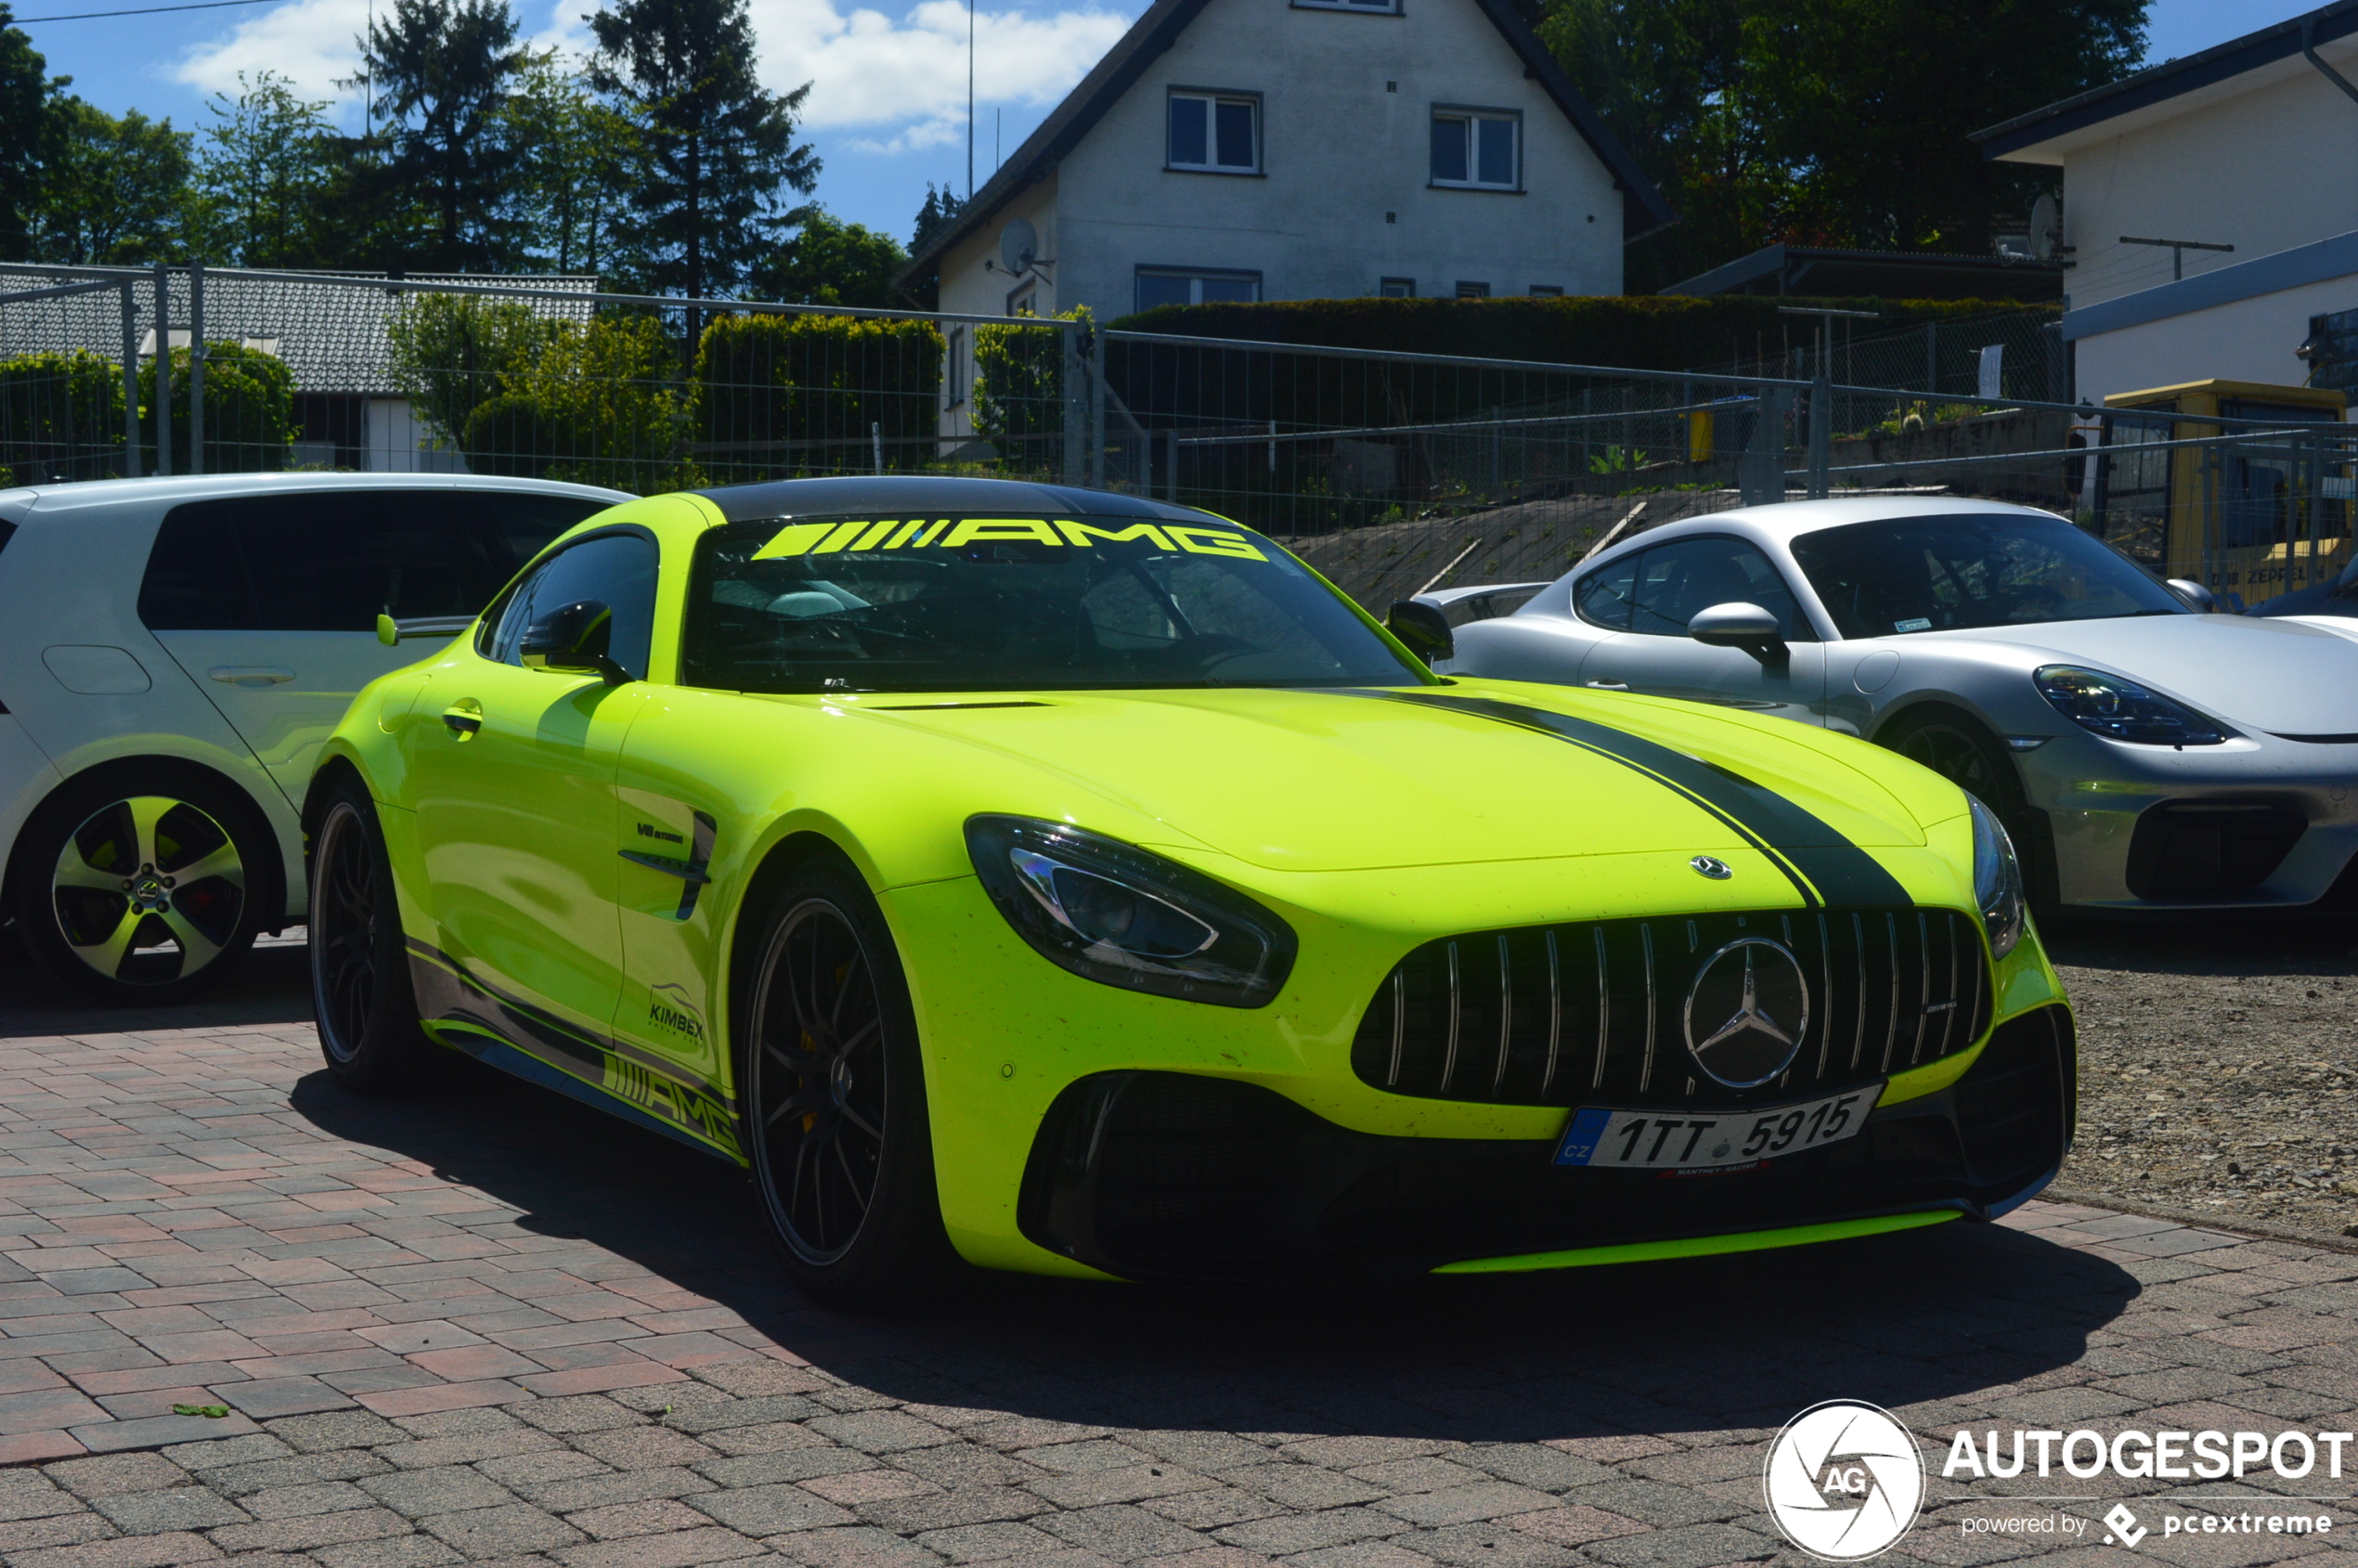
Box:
[2045,911,2358,1243]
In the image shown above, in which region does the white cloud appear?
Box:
[173,0,1127,149]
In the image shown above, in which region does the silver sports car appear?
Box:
[1431,497,2358,914]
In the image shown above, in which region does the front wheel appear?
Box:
[739,855,956,1305]
[310,776,441,1091]
[1878,707,2056,910]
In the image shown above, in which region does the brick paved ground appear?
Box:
[0,945,2355,1566]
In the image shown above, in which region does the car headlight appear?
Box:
[965,815,1298,1007]
[2033,664,2226,745]
[1969,797,2025,961]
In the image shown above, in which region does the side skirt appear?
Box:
[406,940,745,1166]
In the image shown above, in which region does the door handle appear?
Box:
[1585,680,1629,690]
[210,667,295,685]
[441,700,483,737]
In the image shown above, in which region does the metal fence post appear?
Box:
[1061,322,1086,486]
[1925,322,1937,394]
[118,283,138,476]
[1807,371,1832,499]
[1740,387,1785,506]
[188,263,204,475]
[151,263,170,477]
[1089,341,1107,488]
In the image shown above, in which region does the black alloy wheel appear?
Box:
[307,778,439,1090]
[1879,706,2057,911]
[1892,720,2007,805]
[741,857,955,1303]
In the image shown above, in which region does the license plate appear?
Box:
[1554,1085,1879,1171]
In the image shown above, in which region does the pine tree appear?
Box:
[588,0,819,306]
[354,0,528,269]
[912,183,964,252]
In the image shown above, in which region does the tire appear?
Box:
[10,766,269,1004]
[309,775,442,1091]
[1877,706,2059,910]
[738,854,957,1306]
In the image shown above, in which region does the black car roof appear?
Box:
[693,476,1234,526]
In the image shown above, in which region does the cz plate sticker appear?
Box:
[1555,1085,1880,1171]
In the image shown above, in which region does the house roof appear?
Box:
[0,269,598,396]
[1662,243,2064,301]
[1974,0,2358,162]
[896,0,1676,292]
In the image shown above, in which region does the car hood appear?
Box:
[1921,615,2358,734]
[849,680,1942,875]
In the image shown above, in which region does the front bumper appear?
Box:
[1014,1003,2077,1281]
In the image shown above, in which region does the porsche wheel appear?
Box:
[742,857,954,1304]
[1879,707,2056,910]
[310,776,440,1090]
[11,770,266,1004]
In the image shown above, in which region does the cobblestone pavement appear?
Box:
[0,946,2355,1567]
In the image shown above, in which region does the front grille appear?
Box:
[2125,798,2306,900]
[1350,906,1992,1108]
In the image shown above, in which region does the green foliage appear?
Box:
[1108,294,2053,371]
[588,0,820,303]
[0,350,123,482]
[355,0,529,269]
[137,343,297,473]
[502,50,637,273]
[911,182,963,252]
[754,206,909,308]
[0,6,66,259]
[190,71,345,266]
[973,305,1085,447]
[461,312,688,492]
[34,101,194,264]
[690,310,940,481]
[1588,445,1650,474]
[386,292,572,449]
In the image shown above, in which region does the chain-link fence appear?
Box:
[2,264,2343,613]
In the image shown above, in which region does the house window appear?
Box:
[1169,91,1260,174]
[1455,281,1490,299]
[1431,109,1519,189]
[1529,285,1562,297]
[1006,283,1038,317]
[1380,278,1416,298]
[1135,267,1263,312]
[1292,0,1400,13]
[944,327,968,408]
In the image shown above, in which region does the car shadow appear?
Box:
[291,1055,2142,1443]
[2040,909,2358,978]
[0,934,317,1038]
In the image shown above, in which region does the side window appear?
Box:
[468,492,615,576]
[1573,553,1639,630]
[487,533,660,680]
[1625,536,1811,640]
[140,491,522,633]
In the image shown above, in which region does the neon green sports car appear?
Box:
[306,477,2077,1302]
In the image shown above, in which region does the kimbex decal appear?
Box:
[753,517,1270,562]
[647,982,706,1043]
[1765,1399,2351,1558]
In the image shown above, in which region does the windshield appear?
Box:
[681,514,1425,693]
[1790,512,2186,639]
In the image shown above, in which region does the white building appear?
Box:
[1976,0,2358,403]
[900,0,1671,430]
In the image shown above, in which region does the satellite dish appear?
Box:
[999,219,1038,275]
[2028,193,2059,262]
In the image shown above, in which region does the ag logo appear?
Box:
[1685,937,1809,1089]
[1763,1400,1923,1561]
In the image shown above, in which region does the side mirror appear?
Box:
[1386,600,1455,665]
[2167,577,2217,613]
[520,600,631,685]
[377,613,399,647]
[1689,601,1785,652]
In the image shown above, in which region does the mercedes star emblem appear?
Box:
[1684,937,1810,1089]
[1690,855,1732,880]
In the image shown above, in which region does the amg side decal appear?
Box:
[1365,691,1911,909]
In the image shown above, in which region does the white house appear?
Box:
[900,0,1671,432]
[1976,0,2358,403]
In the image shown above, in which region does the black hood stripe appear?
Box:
[1364,691,1911,909]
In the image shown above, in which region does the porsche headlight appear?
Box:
[2033,665,2226,745]
[1970,797,2025,961]
[965,815,1297,1007]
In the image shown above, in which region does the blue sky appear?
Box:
[6,0,2319,259]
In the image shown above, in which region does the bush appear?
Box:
[460,314,689,493]
[691,312,941,482]
[0,351,124,483]
[140,343,297,474]
[973,306,1085,457]
[388,294,574,454]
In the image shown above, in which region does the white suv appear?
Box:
[0,473,629,1004]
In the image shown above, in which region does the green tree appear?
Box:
[385,291,569,448]
[589,0,820,305]
[911,182,963,251]
[0,6,68,261]
[190,71,344,266]
[353,0,529,268]
[35,102,194,264]
[754,206,908,307]
[461,312,687,491]
[502,50,635,274]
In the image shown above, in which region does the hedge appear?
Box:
[692,312,941,482]
[0,351,123,483]
[139,343,297,474]
[1104,293,2056,373]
